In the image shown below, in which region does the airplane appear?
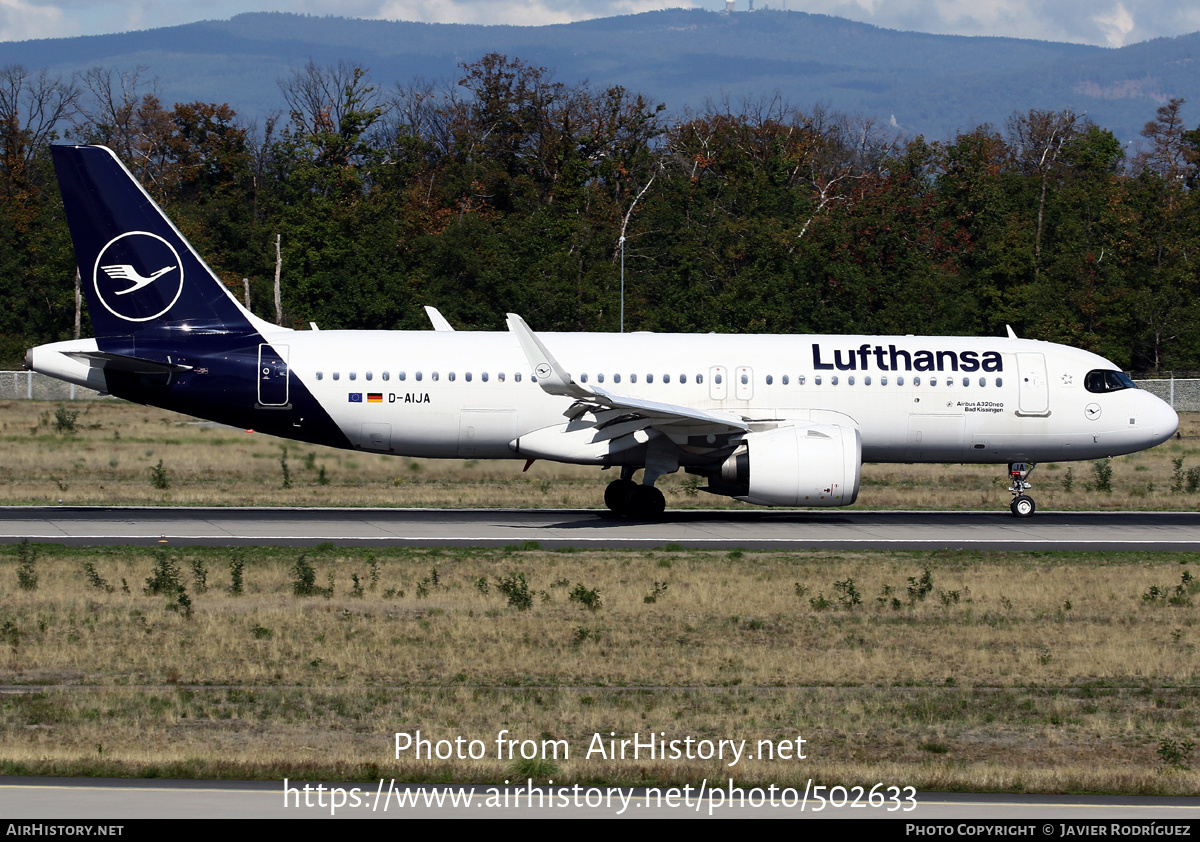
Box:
[26,145,1180,519]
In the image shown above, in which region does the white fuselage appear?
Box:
[255,329,1178,465]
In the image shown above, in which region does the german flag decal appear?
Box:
[367,393,383,403]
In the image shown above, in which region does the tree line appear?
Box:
[1,56,1198,373]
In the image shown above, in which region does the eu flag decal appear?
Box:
[348,393,363,403]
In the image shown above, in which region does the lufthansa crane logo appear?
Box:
[93,231,184,322]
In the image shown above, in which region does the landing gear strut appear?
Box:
[1008,462,1036,517]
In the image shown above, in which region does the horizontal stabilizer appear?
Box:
[66,350,193,375]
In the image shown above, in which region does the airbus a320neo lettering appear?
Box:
[28,145,1179,519]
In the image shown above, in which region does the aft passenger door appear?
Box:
[257,344,289,407]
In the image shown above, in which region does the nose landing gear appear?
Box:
[1008,462,1036,517]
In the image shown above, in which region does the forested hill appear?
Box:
[0,9,1196,142]
[2,47,1199,373]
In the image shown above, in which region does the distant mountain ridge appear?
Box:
[2,9,1196,141]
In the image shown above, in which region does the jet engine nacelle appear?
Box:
[718,424,862,507]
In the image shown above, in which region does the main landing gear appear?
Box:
[1008,462,1036,517]
[605,476,666,519]
[605,468,667,520]
[604,436,678,520]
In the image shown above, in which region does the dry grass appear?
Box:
[1,400,1198,510]
[2,545,1200,793]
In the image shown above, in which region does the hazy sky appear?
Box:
[2,0,1198,46]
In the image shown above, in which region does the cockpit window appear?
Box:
[1085,370,1136,393]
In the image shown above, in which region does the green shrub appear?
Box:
[569,583,603,611]
[495,572,533,610]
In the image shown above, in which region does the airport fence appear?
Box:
[1135,378,1200,412]
[0,371,108,401]
[2,370,1199,411]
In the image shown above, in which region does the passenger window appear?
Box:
[399,372,406,381]
[365,371,372,381]
[913,377,920,386]
[881,376,888,386]
[782,375,789,385]
[465,372,472,382]
[831,376,839,386]
[415,372,423,381]
[631,374,637,383]
[930,377,937,386]
[815,375,822,385]
[482,372,488,382]
[766,375,774,385]
[740,374,748,385]
[349,372,357,381]
[432,372,440,381]
[333,372,340,381]
[498,372,505,382]
[897,376,904,386]
[597,373,604,383]
[715,374,722,385]
[963,377,970,387]
[996,377,1002,387]
[848,376,855,386]
[864,376,871,386]
[515,373,522,382]
[979,377,985,387]
[580,373,588,383]
[316,372,323,381]
[646,374,653,384]
[663,374,670,384]
[382,372,389,382]
[798,375,806,386]
[697,374,703,384]
[448,372,455,382]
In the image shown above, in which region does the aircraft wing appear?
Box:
[505,313,749,432]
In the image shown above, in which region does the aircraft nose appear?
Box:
[1150,395,1180,445]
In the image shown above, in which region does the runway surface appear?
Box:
[1,506,1198,550]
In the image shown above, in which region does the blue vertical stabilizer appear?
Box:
[51,145,269,344]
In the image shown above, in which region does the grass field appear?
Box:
[1,400,1198,511]
[2,401,1199,795]
[2,544,1200,794]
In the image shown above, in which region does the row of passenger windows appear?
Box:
[313,370,1004,388]
[316,370,525,383]
[768,374,1004,388]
